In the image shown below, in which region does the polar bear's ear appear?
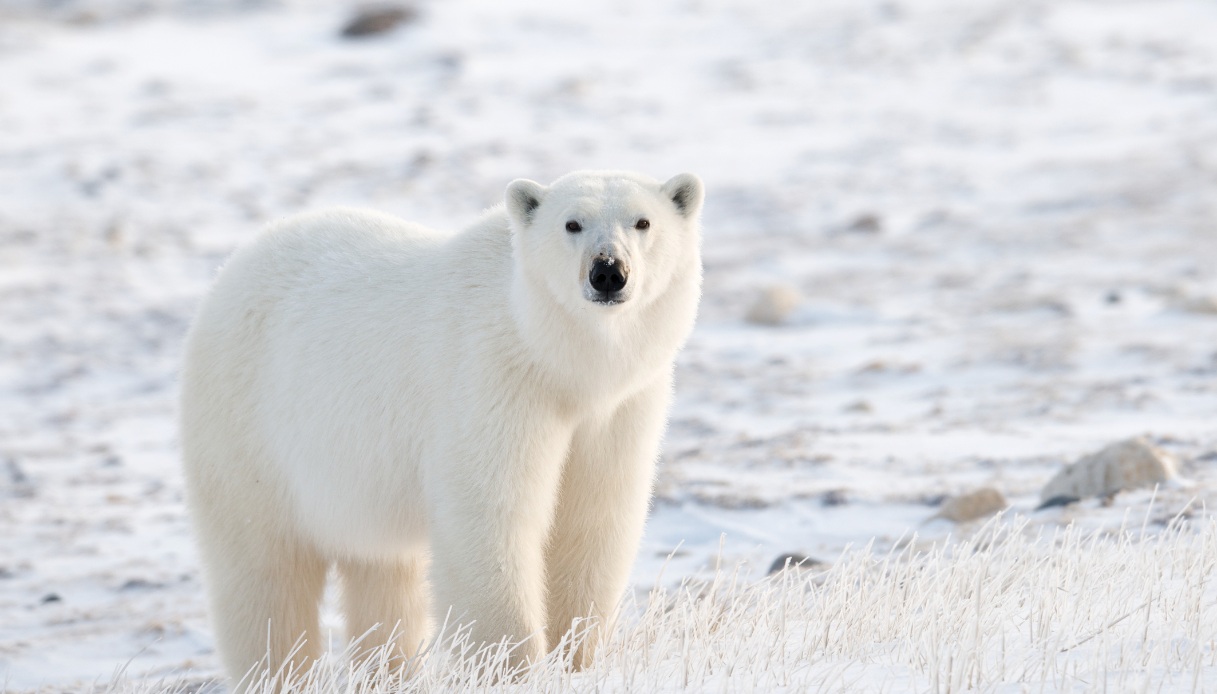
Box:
[505,179,547,227]
[661,173,704,219]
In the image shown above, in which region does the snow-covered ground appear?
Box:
[2,0,1216,690]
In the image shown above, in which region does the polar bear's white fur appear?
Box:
[179,171,704,684]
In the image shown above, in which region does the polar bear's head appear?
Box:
[505,171,704,316]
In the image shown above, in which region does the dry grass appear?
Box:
[107,511,1216,693]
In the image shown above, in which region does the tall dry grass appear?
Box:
[109,509,1216,693]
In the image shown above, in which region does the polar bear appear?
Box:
[179,170,704,685]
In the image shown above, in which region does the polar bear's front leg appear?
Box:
[544,376,672,668]
[426,405,570,672]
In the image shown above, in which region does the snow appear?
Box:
[1,0,1216,690]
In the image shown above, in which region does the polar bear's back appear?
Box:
[246,207,447,283]
[188,207,455,384]
[181,207,506,555]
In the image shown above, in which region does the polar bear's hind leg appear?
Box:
[202,524,328,690]
[339,555,433,668]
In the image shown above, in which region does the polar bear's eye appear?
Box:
[565,220,582,233]
[635,218,650,230]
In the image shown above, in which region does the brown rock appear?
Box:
[745,285,801,325]
[932,487,1007,523]
[1179,295,1217,315]
[846,213,882,233]
[341,5,417,39]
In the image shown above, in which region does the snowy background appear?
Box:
[2,0,1216,689]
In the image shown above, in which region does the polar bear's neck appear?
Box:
[506,254,700,410]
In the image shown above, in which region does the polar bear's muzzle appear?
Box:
[588,256,629,304]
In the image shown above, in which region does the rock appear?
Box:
[3,456,27,485]
[931,487,1007,523]
[1035,495,1079,511]
[1178,295,1217,315]
[66,11,100,26]
[855,360,921,375]
[767,553,821,575]
[919,493,948,507]
[2,457,34,499]
[120,578,164,591]
[846,213,882,233]
[341,5,417,38]
[745,285,800,325]
[1040,437,1178,503]
[820,489,848,507]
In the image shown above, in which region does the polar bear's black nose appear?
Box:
[589,259,628,294]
